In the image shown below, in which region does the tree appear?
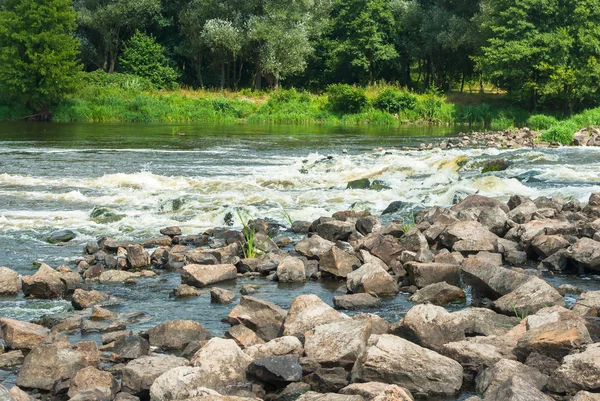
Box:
[75,0,162,72]
[0,0,82,117]
[201,19,243,89]
[119,31,179,88]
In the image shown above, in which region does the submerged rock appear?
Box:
[48,229,76,244]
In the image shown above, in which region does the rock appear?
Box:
[531,235,570,259]
[291,221,312,234]
[297,392,363,401]
[475,359,548,395]
[72,288,112,310]
[304,367,349,393]
[8,386,34,401]
[16,336,87,391]
[274,382,311,401]
[409,282,466,305]
[0,267,21,295]
[572,391,600,401]
[340,383,413,401]
[548,344,600,394]
[283,295,348,339]
[210,287,236,304]
[461,259,530,300]
[244,336,303,360]
[189,338,252,393]
[277,257,307,283]
[316,220,355,242]
[48,229,76,243]
[101,329,132,344]
[147,320,211,350]
[304,320,372,367]
[170,284,201,298]
[81,318,126,334]
[506,200,538,224]
[355,216,381,236]
[514,319,591,362]
[347,178,371,189]
[482,158,510,173]
[333,294,381,310]
[351,334,463,397]
[346,263,398,296]
[225,325,264,348]
[569,237,600,271]
[181,264,237,287]
[0,385,14,401]
[440,220,499,252]
[75,341,101,367]
[83,263,105,279]
[161,226,182,237]
[0,350,24,369]
[452,195,509,214]
[115,393,141,401]
[113,335,150,360]
[240,284,257,295]
[21,264,66,299]
[319,247,360,278]
[148,366,220,401]
[404,262,461,289]
[126,244,150,268]
[98,270,135,283]
[295,235,335,259]
[68,366,118,400]
[482,376,553,401]
[90,305,117,320]
[0,318,48,350]
[492,277,565,316]
[355,234,403,266]
[573,291,600,317]
[227,296,287,341]
[121,354,189,395]
[248,355,303,383]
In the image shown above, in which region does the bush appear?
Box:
[83,70,154,91]
[119,31,179,89]
[527,114,558,130]
[539,121,577,145]
[373,88,417,113]
[326,84,369,113]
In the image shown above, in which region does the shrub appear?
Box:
[527,114,558,130]
[490,116,514,130]
[119,31,179,89]
[539,121,577,144]
[83,70,154,91]
[326,84,369,114]
[373,88,417,113]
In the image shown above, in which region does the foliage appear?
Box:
[373,88,417,113]
[527,114,559,131]
[0,0,82,115]
[539,121,578,145]
[84,70,154,91]
[326,84,369,113]
[119,31,179,89]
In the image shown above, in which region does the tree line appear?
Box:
[1,0,600,114]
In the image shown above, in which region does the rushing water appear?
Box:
[1,122,600,397]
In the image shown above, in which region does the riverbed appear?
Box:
[1,122,600,398]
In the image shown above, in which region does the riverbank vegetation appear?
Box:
[0,0,600,129]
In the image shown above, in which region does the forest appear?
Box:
[0,0,600,123]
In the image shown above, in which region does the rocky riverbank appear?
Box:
[2,193,600,401]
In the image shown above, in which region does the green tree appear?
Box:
[0,0,82,116]
[119,30,179,89]
[201,18,243,89]
[76,0,162,72]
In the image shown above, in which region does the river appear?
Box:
[1,122,600,398]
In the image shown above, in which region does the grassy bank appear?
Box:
[531,108,600,145]
[0,72,531,127]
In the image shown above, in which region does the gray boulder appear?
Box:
[227,296,287,341]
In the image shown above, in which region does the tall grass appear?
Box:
[534,107,600,145]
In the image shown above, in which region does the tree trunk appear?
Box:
[460,73,465,93]
[197,54,204,89]
[220,62,225,90]
[254,63,262,90]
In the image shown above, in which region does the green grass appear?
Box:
[533,107,600,145]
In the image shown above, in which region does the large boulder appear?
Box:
[225,325,264,348]
[147,320,211,350]
[0,267,21,295]
[67,366,118,400]
[483,376,553,401]
[121,354,189,395]
[355,235,403,266]
[277,257,307,283]
[340,383,413,401]
[514,319,591,362]
[404,262,461,289]
[282,295,348,339]
[181,264,237,287]
[227,296,287,341]
[126,244,150,269]
[0,318,48,350]
[351,334,463,397]
[571,392,600,401]
[346,263,398,296]
[210,288,236,304]
[451,195,509,214]
[475,358,548,395]
[21,264,66,299]
[461,259,530,300]
[244,336,303,360]
[319,247,361,278]
[531,235,570,259]
[295,235,335,259]
[71,289,113,310]
[316,220,355,242]
[548,344,600,394]
[441,336,518,379]
[492,277,564,316]
[572,291,600,317]
[568,238,600,271]
[409,282,466,305]
[112,335,150,360]
[149,366,220,401]
[304,320,372,367]
[189,338,252,393]
[16,336,87,391]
